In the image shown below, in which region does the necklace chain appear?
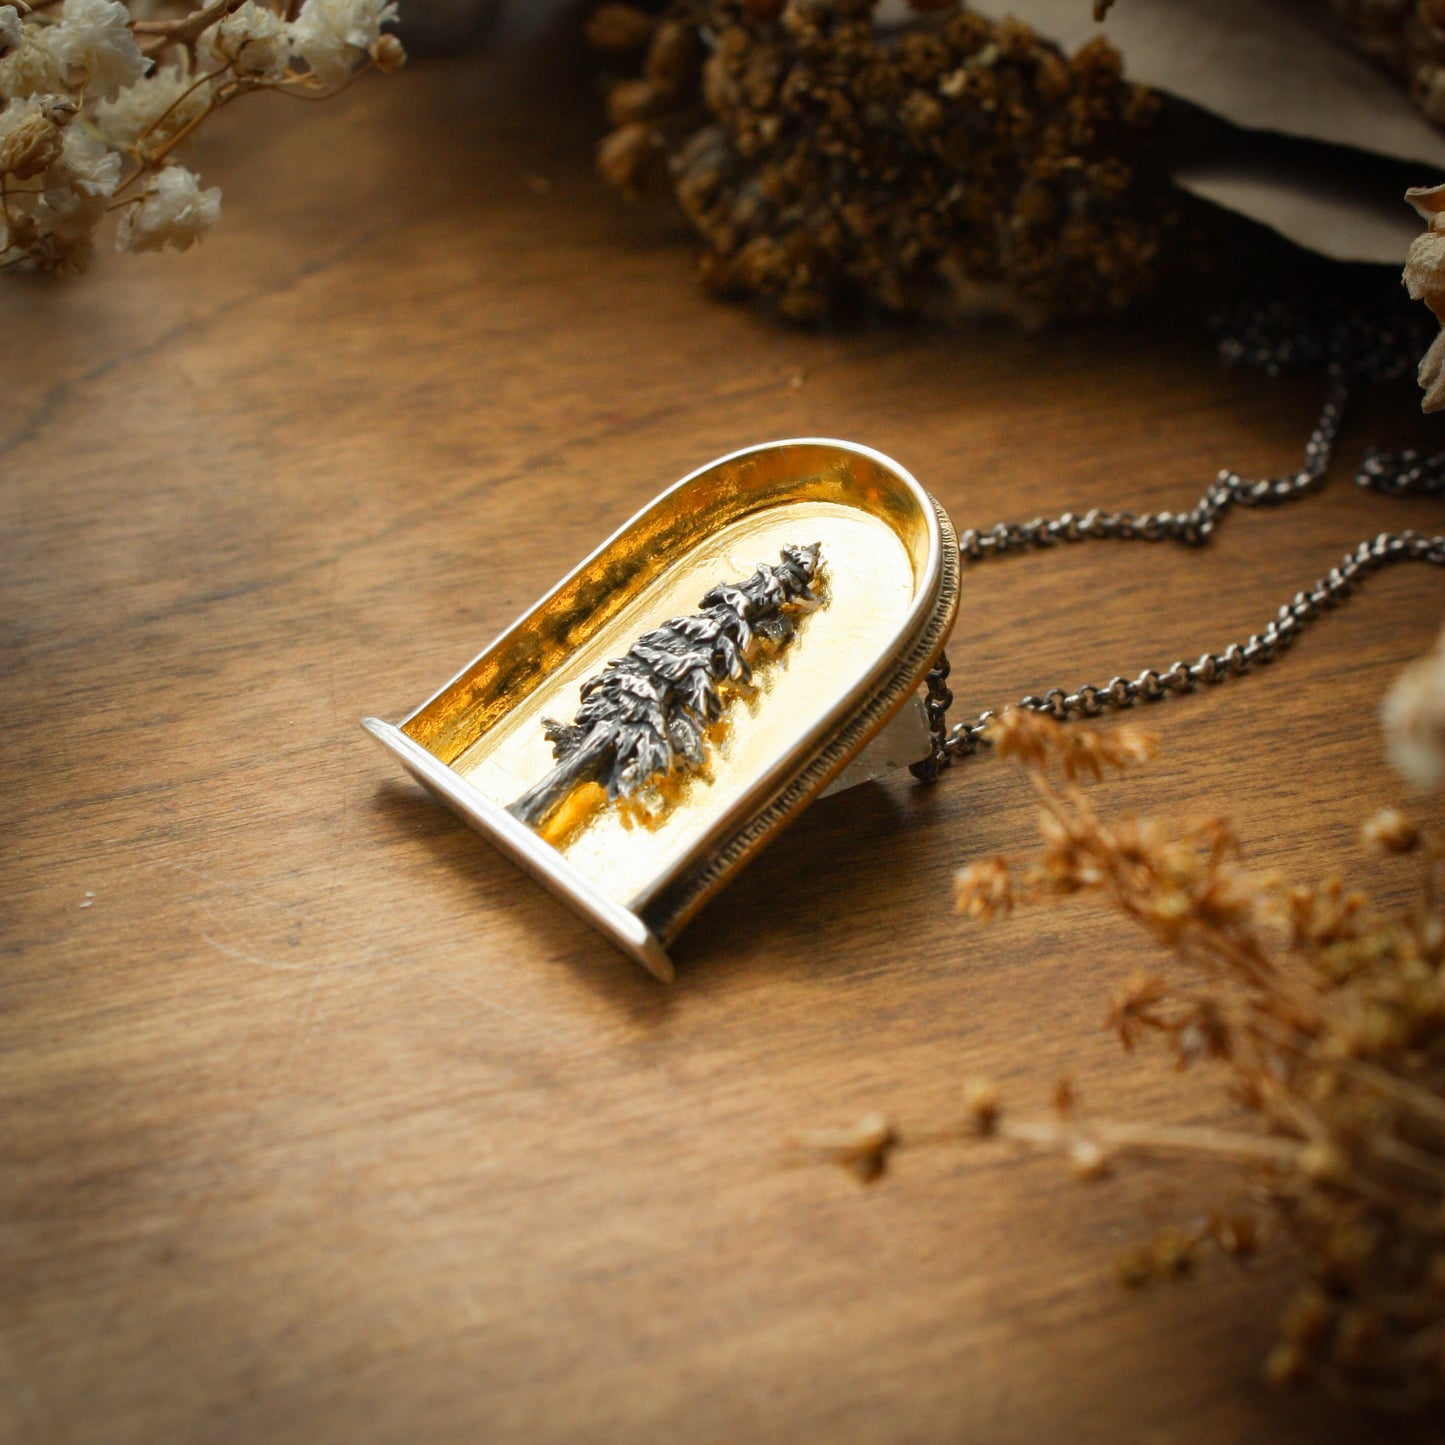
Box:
[913,357,1445,782]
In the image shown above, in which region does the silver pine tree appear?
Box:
[506,543,823,830]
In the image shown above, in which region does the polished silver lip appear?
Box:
[363,438,948,979]
[360,716,675,981]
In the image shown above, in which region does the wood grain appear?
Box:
[4,28,1444,1445]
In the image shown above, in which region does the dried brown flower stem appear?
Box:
[103,53,375,214]
[996,1116,1306,1169]
[828,708,1445,1409]
[130,0,245,42]
[106,89,234,199]
[132,62,228,148]
[896,1117,1310,1168]
[1355,1060,1445,1135]
[265,57,377,99]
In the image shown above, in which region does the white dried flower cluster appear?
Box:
[0,6,22,62]
[1404,183,1445,413]
[1,0,404,276]
[115,162,219,249]
[1384,626,1445,791]
[289,0,396,86]
[92,55,207,146]
[198,1,292,82]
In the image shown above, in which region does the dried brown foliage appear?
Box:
[588,0,1177,323]
[1334,0,1445,127]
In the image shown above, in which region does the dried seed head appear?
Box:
[792,1113,898,1183]
[1361,807,1420,854]
[370,34,406,73]
[593,4,1172,323]
[1299,1141,1350,1187]
[586,3,655,51]
[1095,724,1158,772]
[899,87,942,135]
[0,107,62,182]
[607,77,661,126]
[1068,1137,1109,1180]
[645,19,701,90]
[0,4,20,62]
[1174,1001,1233,1067]
[1264,1340,1311,1388]
[39,94,78,128]
[1419,329,1445,415]
[1408,182,1445,229]
[596,120,656,194]
[962,1077,1000,1135]
[1383,632,1445,784]
[955,858,1013,921]
[1280,1287,1335,1346]
[1107,972,1168,1051]
[941,700,1445,1407]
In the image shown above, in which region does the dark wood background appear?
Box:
[5,21,1444,1444]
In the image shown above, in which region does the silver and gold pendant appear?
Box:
[364,440,958,979]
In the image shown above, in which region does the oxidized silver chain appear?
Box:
[913,320,1445,782]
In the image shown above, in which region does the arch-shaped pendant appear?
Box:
[364,439,959,980]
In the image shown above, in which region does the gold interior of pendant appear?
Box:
[400,443,939,914]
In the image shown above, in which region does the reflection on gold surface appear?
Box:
[454,503,914,909]
[402,444,934,766]
[538,781,606,849]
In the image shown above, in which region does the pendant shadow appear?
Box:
[669,776,958,981]
[368,766,958,996]
[366,779,675,1024]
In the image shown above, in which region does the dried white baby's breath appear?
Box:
[29,173,109,272]
[35,175,108,238]
[198,0,290,82]
[50,0,148,101]
[1383,629,1445,790]
[0,6,22,63]
[2,0,403,275]
[1405,185,1445,412]
[0,24,67,97]
[54,121,122,197]
[115,163,220,252]
[290,0,398,87]
[0,94,65,179]
[94,56,208,147]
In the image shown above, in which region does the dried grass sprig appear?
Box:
[812,709,1445,1412]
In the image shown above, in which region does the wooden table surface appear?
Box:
[6,23,1445,1445]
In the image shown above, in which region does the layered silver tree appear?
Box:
[506,543,823,830]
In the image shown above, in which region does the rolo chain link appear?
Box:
[912,348,1445,782]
